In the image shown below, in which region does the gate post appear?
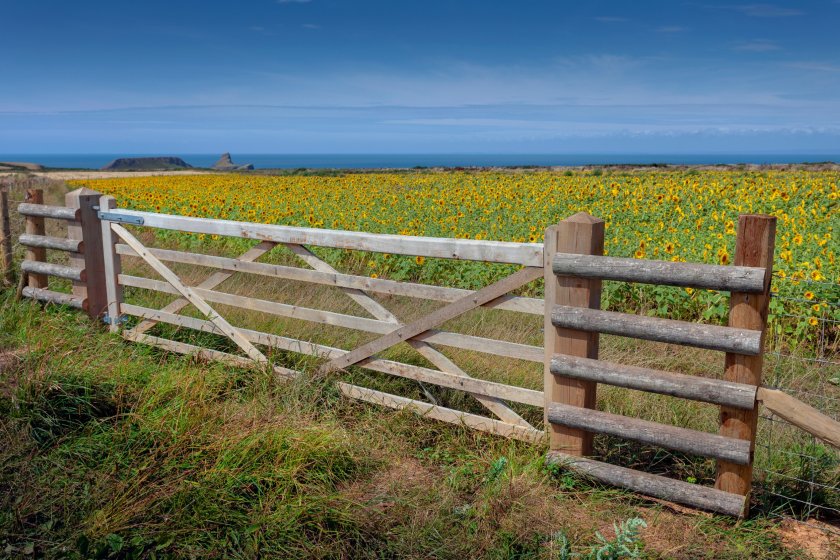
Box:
[24,189,48,289]
[544,212,605,455]
[66,188,107,319]
[715,214,776,512]
[0,187,13,285]
[99,195,123,332]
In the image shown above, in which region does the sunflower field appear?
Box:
[69,169,838,351]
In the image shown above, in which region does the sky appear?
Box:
[1,0,839,155]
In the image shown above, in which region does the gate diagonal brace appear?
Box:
[286,244,537,428]
[109,222,269,365]
[129,240,278,336]
[319,266,544,374]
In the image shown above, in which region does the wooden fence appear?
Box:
[14,187,840,518]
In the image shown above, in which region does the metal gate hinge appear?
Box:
[97,211,144,226]
[103,313,129,325]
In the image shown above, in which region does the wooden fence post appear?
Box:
[24,189,47,289]
[0,187,12,285]
[715,214,776,511]
[99,195,123,331]
[544,212,605,455]
[66,188,107,319]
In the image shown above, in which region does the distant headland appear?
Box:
[101,156,192,171]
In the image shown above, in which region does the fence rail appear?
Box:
[104,208,545,265]
[11,187,840,522]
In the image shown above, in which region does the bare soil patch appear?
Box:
[778,519,840,560]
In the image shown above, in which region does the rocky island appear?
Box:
[212,153,254,171]
[101,156,193,171]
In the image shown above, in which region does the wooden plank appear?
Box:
[110,223,269,365]
[99,196,123,330]
[0,188,12,284]
[355,356,543,407]
[17,203,80,221]
[122,305,542,405]
[106,208,544,265]
[286,242,437,409]
[116,243,544,315]
[546,451,747,517]
[285,243,400,322]
[122,303,335,358]
[320,266,543,373]
[123,272,542,364]
[551,306,762,355]
[545,213,604,456]
[338,382,544,443]
[19,234,83,252]
[130,241,277,335]
[21,260,85,282]
[550,355,757,410]
[23,190,47,289]
[417,330,543,363]
[757,388,840,450]
[547,402,751,464]
[552,253,766,293]
[716,215,775,505]
[120,274,396,333]
[67,188,108,318]
[120,303,541,406]
[22,287,87,310]
[122,331,297,379]
[285,243,535,427]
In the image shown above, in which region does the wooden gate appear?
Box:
[96,195,547,443]
[15,188,840,518]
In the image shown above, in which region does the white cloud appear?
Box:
[733,39,781,52]
[302,23,321,29]
[786,62,840,73]
[276,0,311,3]
[731,4,803,17]
[594,16,627,23]
[658,25,686,33]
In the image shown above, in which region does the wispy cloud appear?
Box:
[302,23,320,29]
[733,39,781,52]
[786,61,840,73]
[594,16,627,23]
[658,25,686,33]
[276,0,311,4]
[730,4,803,18]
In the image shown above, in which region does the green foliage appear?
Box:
[589,518,646,560]
[485,456,509,484]
[549,518,647,560]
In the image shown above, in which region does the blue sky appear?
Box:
[2,0,839,154]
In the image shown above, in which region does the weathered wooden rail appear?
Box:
[16,188,105,313]
[15,188,840,519]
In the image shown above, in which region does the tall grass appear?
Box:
[0,290,811,558]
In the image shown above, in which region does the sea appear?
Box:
[1,153,837,170]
